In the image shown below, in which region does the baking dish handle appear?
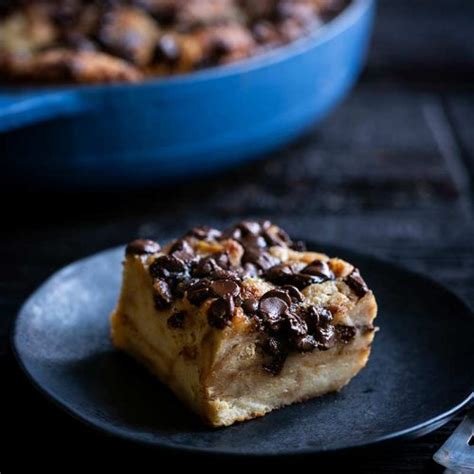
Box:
[0,90,89,133]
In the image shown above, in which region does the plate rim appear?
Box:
[11,243,474,457]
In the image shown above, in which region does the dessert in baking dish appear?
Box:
[0,0,349,83]
[111,221,377,427]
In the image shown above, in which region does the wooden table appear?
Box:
[2,0,473,470]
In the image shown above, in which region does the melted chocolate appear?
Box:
[126,239,161,255]
[208,296,235,329]
[153,279,173,309]
[345,268,369,297]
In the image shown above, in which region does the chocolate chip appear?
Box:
[186,279,212,306]
[318,307,333,325]
[149,255,187,278]
[210,267,240,280]
[301,259,334,282]
[191,252,234,280]
[265,264,317,289]
[192,254,238,280]
[223,220,265,241]
[259,296,288,330]
[336,325,356,343]
[281,285,304,302]
[285,312,308,336]
[243,248,280,271]
[262,337,288,375]
[214,252,230,269]
[291,240,307,252]
[294,273,322,289]
[345,268,369,297]
[301,305,318,328]
[153,279,172,310]
[261,289,292,306]
[240,263,259,278]
[302,305,333,331]
[171,250,195,263]
[265,263,294,284]
[314,325,336,350]
[293,334,317,352]
[262,336,282,356]
[172,279,190,298]
[263,227,292,247]
[192,256,219,278]
[210,279,240,298]
[154,34,180,63]
[186,226,222,241]
[167,311,186,329]
[207,296,235,329]
[126,239,161,256]
[169,238,194,255]
[242,298,258,314]
[238,221,262,236]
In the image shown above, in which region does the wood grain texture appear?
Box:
[2,0,474,471]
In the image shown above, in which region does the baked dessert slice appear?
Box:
[111,221,377,427]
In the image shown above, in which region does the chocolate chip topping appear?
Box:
[169,238,194,259]
[149,255,187,278]
[208,296,235,329]
[262,337,288,375]
[242,297,258,314]
[336,325,357,343]
[301,259,335,282]
[293,334,317,352]
[314,325,336,350]
[210,279,240,298]
[126,220,365,375]
[261,289,292,306]
[243,248,280,271]
[345,268,369,298]
[281,285,304,302]
[186,279,212,306]
[191,254,238,281]
[186,226,222,241]
[153,279,173,310]
[126,239,161,256]
[259,296,288,330]
[265,263,322,289]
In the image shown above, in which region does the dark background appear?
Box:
[2,0,474,470]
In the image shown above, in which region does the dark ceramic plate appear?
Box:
[13,243,474,456]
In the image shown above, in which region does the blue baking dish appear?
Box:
[0,0,374,188]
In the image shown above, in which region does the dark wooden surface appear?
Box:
[2,0,474,470]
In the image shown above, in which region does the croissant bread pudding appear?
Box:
[111,221,377,427]
[0,0,349,83]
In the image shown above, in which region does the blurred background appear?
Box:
[2,0,474,471]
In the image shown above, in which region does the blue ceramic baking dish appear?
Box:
[0,0,374,188]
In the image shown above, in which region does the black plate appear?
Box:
[13,243,474,456]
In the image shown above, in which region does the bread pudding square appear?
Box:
[111,221,377,427]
